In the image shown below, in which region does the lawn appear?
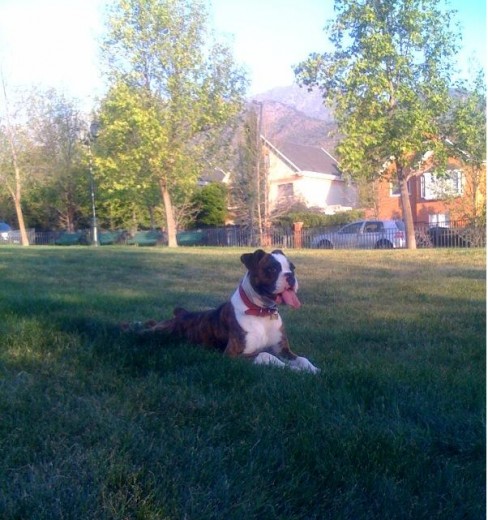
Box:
[0,246,485,519]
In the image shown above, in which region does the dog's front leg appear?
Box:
[224,334,286,368]
[223,334,246,358]
[273,337,320,374]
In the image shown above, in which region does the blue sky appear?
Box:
[0,0,485,106]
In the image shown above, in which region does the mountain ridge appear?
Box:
[252,83,334,122]
[249,84,338,151]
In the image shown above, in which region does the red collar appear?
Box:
[239,284,279,318]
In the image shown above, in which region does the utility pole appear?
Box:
[86,121,100,246]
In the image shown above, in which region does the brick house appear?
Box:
[262,137,358,214]
[367,158,486,225]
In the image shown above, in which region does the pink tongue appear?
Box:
[281,289,301,309]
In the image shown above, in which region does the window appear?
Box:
[421,170,463,200]
[363,222,384,233]
[339,222,363,234]
[452,170,463,194]
[277,183,294,199]
[390,181,401,197]
[429,214,450,227]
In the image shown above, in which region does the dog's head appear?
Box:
[240,249,300,308]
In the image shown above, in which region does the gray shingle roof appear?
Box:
[265,138,341,176]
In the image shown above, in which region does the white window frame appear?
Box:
[421,170,463,200]
[428,213,450,227]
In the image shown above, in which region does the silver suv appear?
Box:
[311,220,406,249]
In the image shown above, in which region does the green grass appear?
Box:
[0,246,485,519]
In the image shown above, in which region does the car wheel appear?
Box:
[317,240,333,249]
[375,239,393,249]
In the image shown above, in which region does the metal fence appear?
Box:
[0,220,485,249]
[188,220,486,249]
[413,221,486,248]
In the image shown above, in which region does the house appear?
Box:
[262,137,358,214]
[368,157,486,225]
[198,167,231,186]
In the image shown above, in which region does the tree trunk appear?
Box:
[7,168,30,246]
[2,76,29,246]
[15,197,30,246]
[160,180,178,248]
[398,168,416,250]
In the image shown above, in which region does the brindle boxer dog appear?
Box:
[124,249,319,373]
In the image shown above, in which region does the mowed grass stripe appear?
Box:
[0,247,485,519]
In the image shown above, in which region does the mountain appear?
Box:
[252,83,334,121]
[250,84,339,152]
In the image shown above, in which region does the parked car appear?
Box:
[311,220,406,249]
[0,222,12,242]
[428,226,470,248]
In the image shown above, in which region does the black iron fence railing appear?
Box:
[0,219,485,249]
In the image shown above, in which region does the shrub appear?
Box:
[191,183,228,228]
[275,209,365,228]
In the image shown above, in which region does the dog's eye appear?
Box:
[265,266,278,275]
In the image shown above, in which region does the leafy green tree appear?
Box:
[98,0,247,246]
[233,108,259,227]
[232,105,269,244]
[95,81,166,231]
[23,88,89,231]
[0,86,93,234]
[295,0,461,248]
[191,182,228,228]
[448,70,486,222]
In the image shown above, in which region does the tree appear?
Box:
[95,81,167,231]
[0,85,93,234]
[232,105,270,244]
[233,108,259,226]
[448,70,486,222]
[0,78,30,245]
[23,88,89,231]
[99,0,247,246]
[295,0,461,248]
[191,183,228,228]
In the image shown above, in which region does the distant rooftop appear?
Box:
[198,168,231,186]
[264,138,341,176]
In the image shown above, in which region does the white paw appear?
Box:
[289,356,320,374]
[253,352,286,368]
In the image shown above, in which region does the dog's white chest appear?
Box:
[231,291,283,355]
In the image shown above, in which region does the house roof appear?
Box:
[198,168,231,186]
[263,138,341,177]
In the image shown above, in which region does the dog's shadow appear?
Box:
[60,315,220,376]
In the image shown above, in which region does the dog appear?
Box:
[125,249,319,373]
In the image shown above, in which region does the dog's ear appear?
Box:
[241,249,266,270]
[271,249,285,256]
